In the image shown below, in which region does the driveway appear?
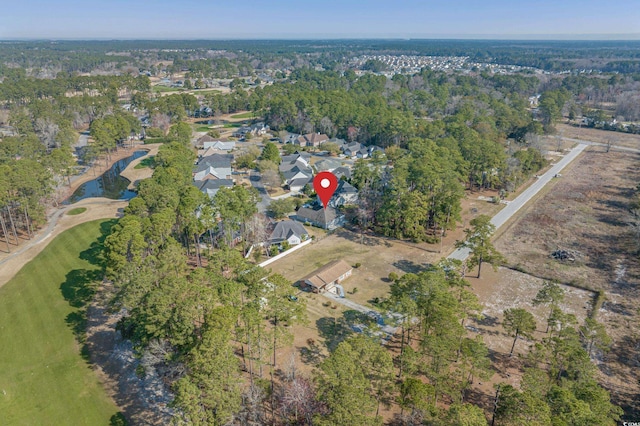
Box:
[249,171,271,213]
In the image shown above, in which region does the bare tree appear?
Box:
[236,384,266,426]
[244,213,270,254]
[34,117,60,149]
[279,376,326,425]
[151,113,171,134]
[319,116,336,138]
[261,169,282,191]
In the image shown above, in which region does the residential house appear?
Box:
[302,260,353,294]
[193,154,233,181]
[296,133,329,148]
[332,166,352,181]
[250,122,270,136]
[329,180,358,208]
[327,137,348,150]
[280,153,313,192]
[268,220,309,246]
[233,122,270,139]
[293,205,345,230]
[315,158,344,173]
[368,145,384,156]
[343,142,367,158]
[197,179,234,198]
[232,126,252,139]
[284,133,301,144]
[197,134,217,147]
[203,140,236,151]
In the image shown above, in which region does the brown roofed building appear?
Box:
[302,260,353,294]
[296,133,329,148]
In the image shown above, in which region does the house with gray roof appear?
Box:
[193,154,233,181]
[333,166,352,181]
[327,138,347,150]
[197,179,234,198]
[329,180,358,208]
[268,220,309,246]
[343,142,367,158]
[280,153,313,191]
[315,157,345,173]
[203,140,236,151]
[293,205,345,230]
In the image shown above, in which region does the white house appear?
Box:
[268,220,309,246]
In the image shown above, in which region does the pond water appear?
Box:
[65,150,147,204]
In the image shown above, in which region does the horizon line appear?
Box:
[2,34,640,42]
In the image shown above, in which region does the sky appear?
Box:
[1,0,639,40]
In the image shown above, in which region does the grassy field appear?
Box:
[67,207,87,215]
[134,156,155,169]
[230,111,254,119]
[0,220,121,424]
[151,85,183,93]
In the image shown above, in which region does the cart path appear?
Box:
[0,199,127,288]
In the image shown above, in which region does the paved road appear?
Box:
[248,171,270,213]
[448,143,589,261]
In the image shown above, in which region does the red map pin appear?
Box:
[313,171,338,209]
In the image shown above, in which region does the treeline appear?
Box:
[0,134,72,250]
[0,69,149,105]
[3,40,640,75]
[253,68,536,148]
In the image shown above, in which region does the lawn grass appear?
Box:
[195,125,212,132]
[230,111,254,119]
[134,156,155,169]
[0,220,121,424]
[67,207,87,215]
[152,85,183,93]
[223,123,242,128]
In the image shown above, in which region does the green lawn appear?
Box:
[230,111,254,119]
[134,156,155,169]
[152,85,183,93]
[0,220,121,424]
[67,207,87,215]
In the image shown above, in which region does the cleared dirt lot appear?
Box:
[557,122,640,150]
[494,146,640,417]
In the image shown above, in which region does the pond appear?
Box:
[65,150,147,204]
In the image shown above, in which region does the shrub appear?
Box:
[388,272,399,282]
[353,262,361,268]
[590,290,606,319]
[352,287,358,294]
[135,365,145,379]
